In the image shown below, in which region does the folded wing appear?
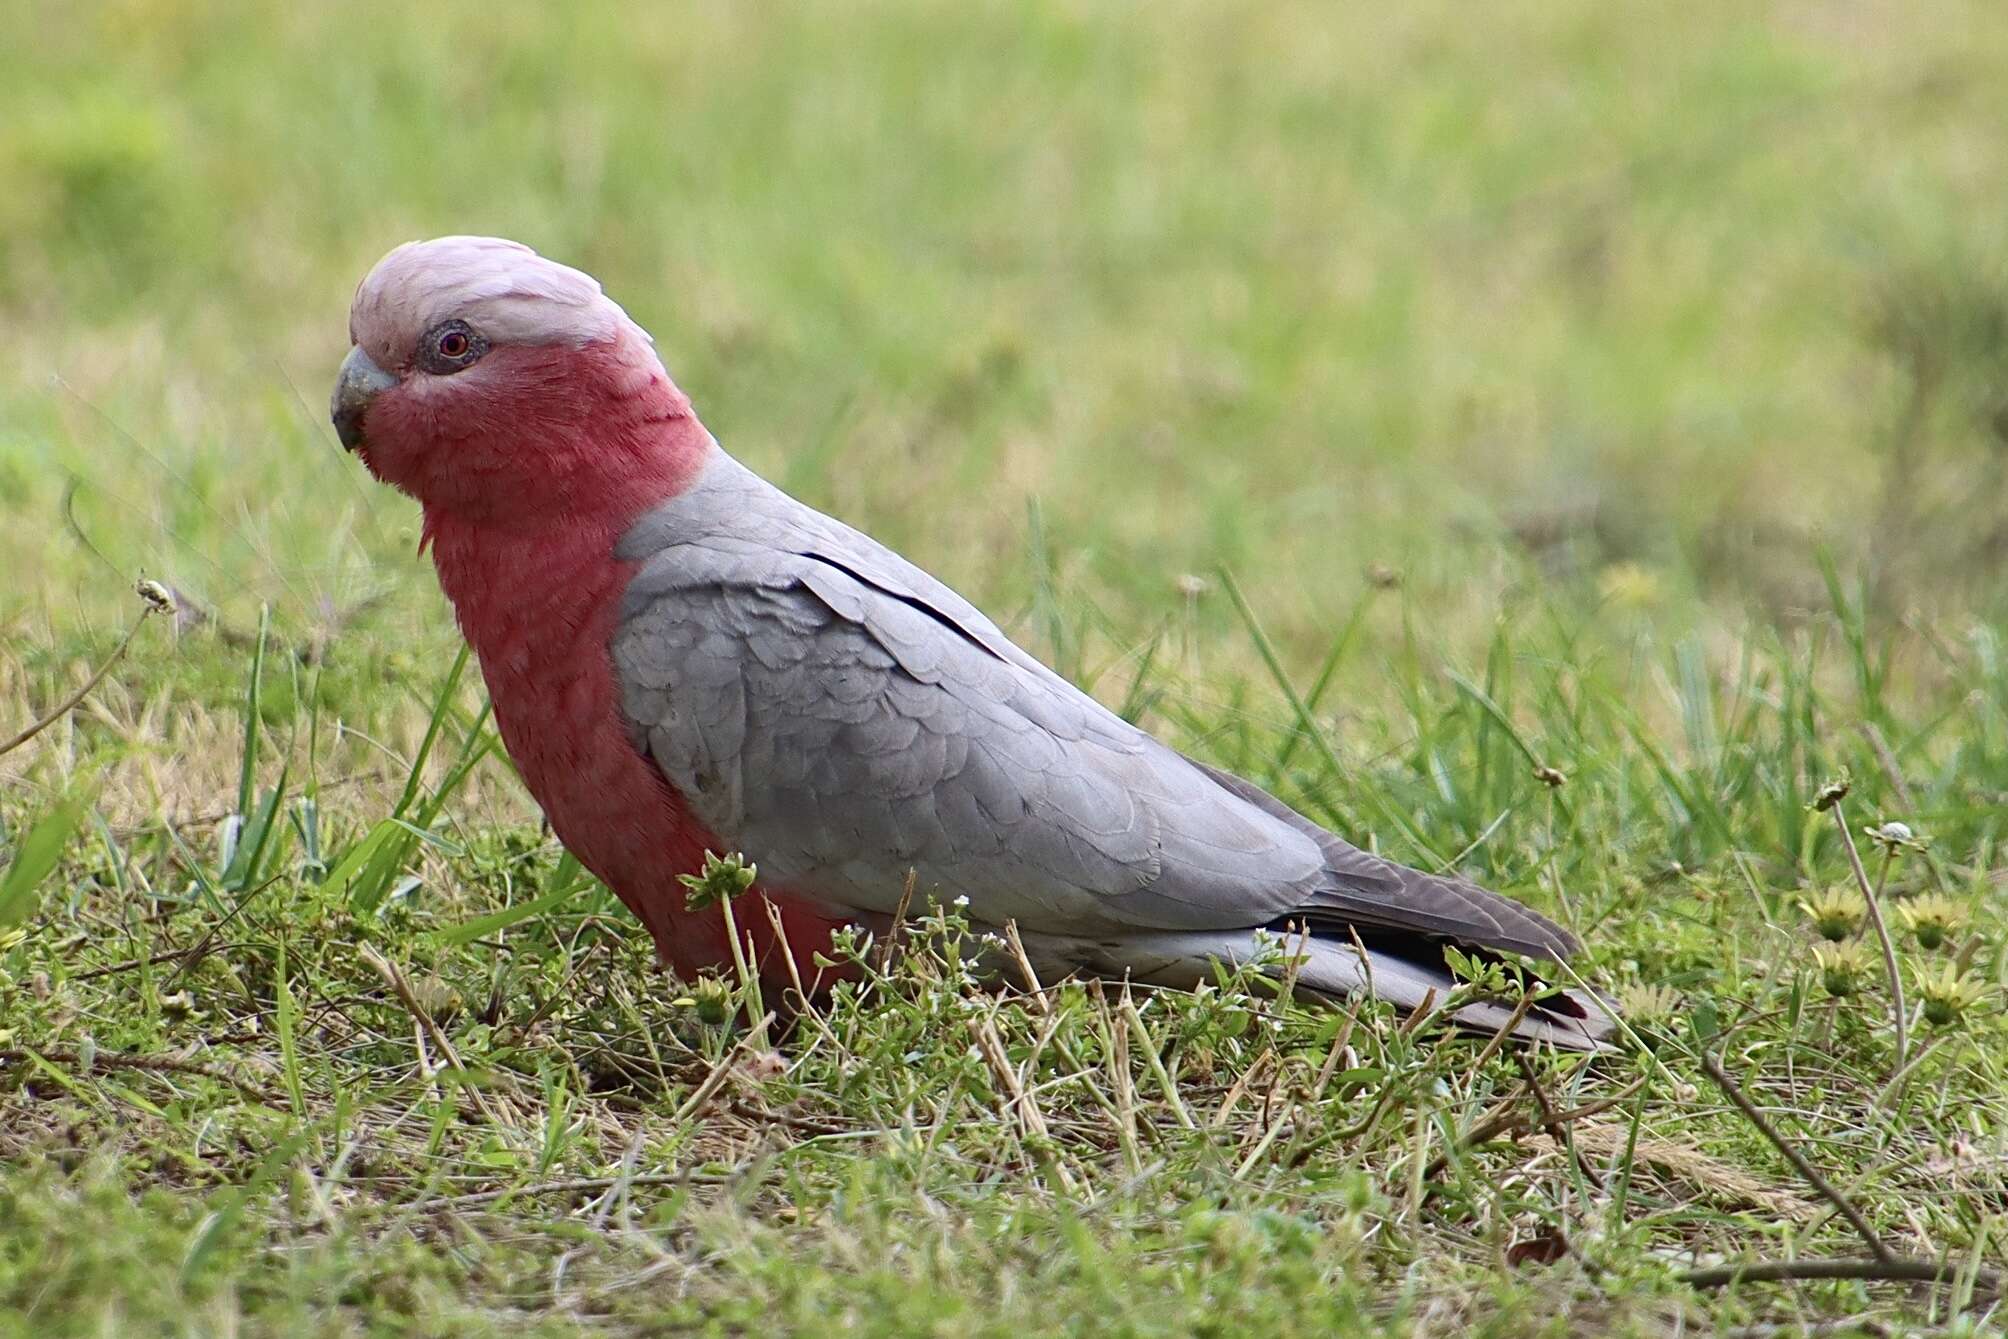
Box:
[611,450,1605,1044]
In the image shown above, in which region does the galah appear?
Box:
[332,236,1613,1049]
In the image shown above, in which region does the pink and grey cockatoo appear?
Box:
[332,236,1613,1049]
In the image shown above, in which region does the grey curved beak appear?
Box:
[331,345,396,451]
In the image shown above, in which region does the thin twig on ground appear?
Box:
[1002,919,1052,1015]
[872,869,918,977]
[1467,989,1538,1076]
[967,1008,1079,1195]
[1829,798,1908,1070]
[359,943,512,1126]
[1118,990,1196,1131]
[1698,1051,1894,1264]
[0,1045,283,1107]
[1421,1075,1646,1182]
[1517,1051,1605,1192]
[408,1164,754,1212]
[1681,1255,2000,1293]
[669,1013,779,1126]
[0,581,170,759]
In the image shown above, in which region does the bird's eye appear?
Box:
[418,319,487,374]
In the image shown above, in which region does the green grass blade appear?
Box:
[274,938,305,1117]
[436,856,593,946]
[393,642,474,819]
[1218,567,1441,863]
[235,607,270,822]
[0,799,88,930]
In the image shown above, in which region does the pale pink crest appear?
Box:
[346,235,653,369]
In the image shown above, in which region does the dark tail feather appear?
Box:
[1184,754,1580,961]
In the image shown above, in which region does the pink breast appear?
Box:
[424,510,848,989]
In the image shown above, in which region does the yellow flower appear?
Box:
[1893,895,1968,952]
[1597,561,1662,611]
[1812,942,1869,999]
[1799,888,1863,943]
[1912,961,1985,1027]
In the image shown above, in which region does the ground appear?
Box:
[3,2,2008,1334]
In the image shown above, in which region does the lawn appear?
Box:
[4,1,2008,1333]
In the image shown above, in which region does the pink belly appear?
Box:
[491,671,851,991]
[430,512,850,995]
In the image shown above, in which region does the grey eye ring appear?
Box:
[419,319,487,374]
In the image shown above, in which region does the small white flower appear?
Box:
[952,895,970,909]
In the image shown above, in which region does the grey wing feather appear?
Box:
[613,448,1575,961]
[1179,757,1577,958]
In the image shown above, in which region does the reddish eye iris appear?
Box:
[438,331,470,359]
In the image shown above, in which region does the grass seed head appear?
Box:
[1811,772,1852,812]
[134,578,176,614]
[675,974,737,1027]
[680,850,758,910]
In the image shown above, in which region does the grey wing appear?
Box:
[611,449,1575,958]
[613,550,1333,933]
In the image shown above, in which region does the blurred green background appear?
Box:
[4,8,2008,1330]
[3,0,2007,791]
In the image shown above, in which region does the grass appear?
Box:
[4,0,2008,1333]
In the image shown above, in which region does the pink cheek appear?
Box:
[400,372,488,435]
[354,396,427,482]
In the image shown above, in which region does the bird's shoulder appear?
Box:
[614,447,1133,742]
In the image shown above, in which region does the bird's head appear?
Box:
[334,236,707,527]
